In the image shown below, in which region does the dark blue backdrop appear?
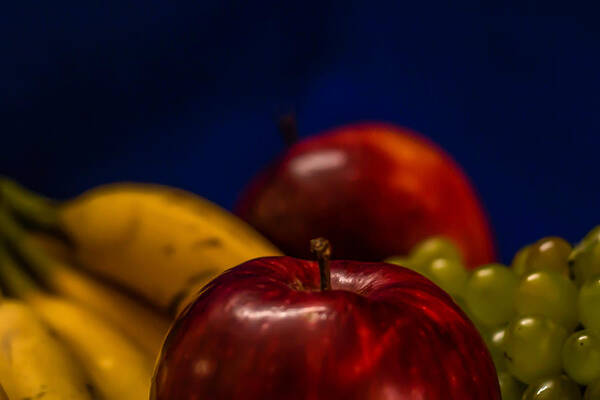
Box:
[2,6,599,263]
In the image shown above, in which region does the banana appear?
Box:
[0,243,154,400]
[0,383,7,400]
[29,297,154,400]
[0,212,171,358]
[1,179,282,312]
[42,264,170,358]
[25,230,73,262]
[0,300,97,400]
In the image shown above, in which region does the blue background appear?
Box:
[2,6,599,263]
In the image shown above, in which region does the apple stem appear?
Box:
[310,237,331,291]
[278,113,298,146]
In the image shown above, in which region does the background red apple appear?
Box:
[151,244,500,399]
[235,122,496,269]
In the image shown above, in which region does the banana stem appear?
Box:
[0,208,56,281]
[0,240,40,300]
[0,177,61,231]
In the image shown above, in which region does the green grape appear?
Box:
[522,375,582,400]
[503,316,568,384]
[570,226,600,264]
[498,371,526,400]
[465,264,518,327]
[512,244,532,278]
[570,239,600,287]
[486,325,508,371]
[585,379,600,400]
[579,277,600,333]
[562,330,600,385]
[453,296,488,335]
[422,257,469,297]
[514,271,578,331]
[525,237,572,277]
[409,236,462,269]
[583,226,600,243]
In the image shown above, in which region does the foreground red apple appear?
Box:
[235,122,496,268]
[151,239,500,399]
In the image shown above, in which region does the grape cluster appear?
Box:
[386,229,600,400]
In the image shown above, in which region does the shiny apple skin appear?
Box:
[235,123,496,268]
[151,256,500,400]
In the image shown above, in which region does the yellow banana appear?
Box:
[0,244,154,400]
[30,296,154,400]
[0,300,96,400]
[0,383,7,400]
[42,264,171,358]
[25,230,73,262]
[0,214,171,358]
[1,179,282,312]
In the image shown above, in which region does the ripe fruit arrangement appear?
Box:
[0,163,598,399]
[0,177,503,400]
[386,231,600,399]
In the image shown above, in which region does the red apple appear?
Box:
[151,239,500,399]
[235,122,496,268]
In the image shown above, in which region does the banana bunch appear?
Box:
[0,179,281,399]
[0,240,154,400]
[0,296,98,400]
[0,179,282,314]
